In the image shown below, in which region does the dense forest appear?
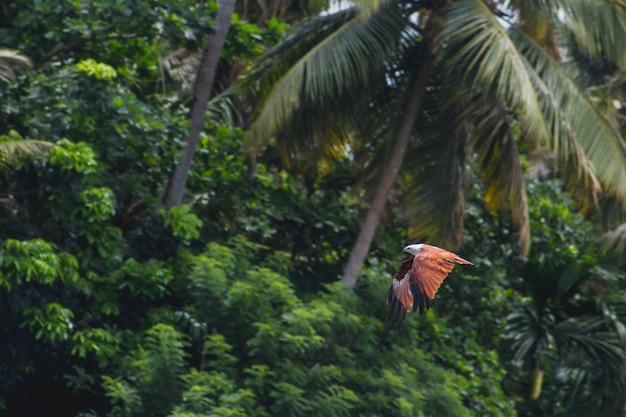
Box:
[1,0,626,416]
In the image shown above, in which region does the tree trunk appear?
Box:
[530,365,544,400]
[163,0,238,208]
[342,50,435,287]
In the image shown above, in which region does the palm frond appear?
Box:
[246,5,409,153]
[558,317,626,394]
[400,99,468,249]
[438,0,550,147]
[505,307,555,363]
[0,135,53,182]
[0,50,32,82]
[351,42,425,191]
[513,28,626,203]
[456,91,530,256]
[441,0,626,204]
[272,95,357,177]
[557,0,626,67]
[598,222,626,259]
[0,138,53,158]
[206,87,238,128]
[264,43,401,178]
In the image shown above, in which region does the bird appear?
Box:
[386,243,473,324]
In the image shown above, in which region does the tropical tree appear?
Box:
[163,0,330,208]
[163,0,239,208]
[504,180,626,416]
[242,0,626,286]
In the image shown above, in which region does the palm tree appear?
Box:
[243,0,626,286]
[505,254,626,415]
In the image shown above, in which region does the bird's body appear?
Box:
[387,244,473,324]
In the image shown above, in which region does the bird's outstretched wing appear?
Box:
[412,245,473,299]
[386,245,473,324]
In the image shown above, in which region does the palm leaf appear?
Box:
[206,87,239,128]
[439,0,550,147]
[350,43,420,189]
[557,325,626,414]
[0,135,53,182]
[556,0,626,67]
[0,50,32,82]
[598,222,626,259]
[505,307,556,363]
[246,5,409,153]
[0,139,53,158]
[271,95,357,177]
[441,0,626,205]
[447,85,531,256]
[400,90,468,248]
[512,28,626,204]
[558,317,626,389]
[438,0,542,254]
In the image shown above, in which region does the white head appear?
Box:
[403,244,423,256]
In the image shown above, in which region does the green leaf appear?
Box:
[160,204,203,240]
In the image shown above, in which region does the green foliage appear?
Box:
[501,179,626,416]
[224,15,289,65]
[160,205,202,240]
[2,0,213,62]
[171,369,255,417]
[21,302,75,342]
[75,187,116,223]
[1,1,625,416]
[177,240,475,417]
[189,125,360,290]
[75,59,118,80]
[134,324,188,416]
[49,140,99,174]
[102,376,143,417]
[71,328,121,367]
[0,239,78,289]
[95,325,190,417]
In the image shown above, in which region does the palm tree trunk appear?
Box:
[163,0,237,208]
[342,50,435,287]
[530,363,544,400]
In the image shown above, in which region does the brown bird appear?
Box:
[387,244,473,324]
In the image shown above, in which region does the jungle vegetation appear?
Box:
[1,1,626,416]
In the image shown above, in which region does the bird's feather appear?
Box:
[386,244,472,324]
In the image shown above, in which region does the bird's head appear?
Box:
[403,244,423,256]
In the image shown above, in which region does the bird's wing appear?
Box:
[387,258,412,305]
[386,258,412,324]
[386,258,431,324]
[411,244,473,299]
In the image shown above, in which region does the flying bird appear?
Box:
[387,244,473,324]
